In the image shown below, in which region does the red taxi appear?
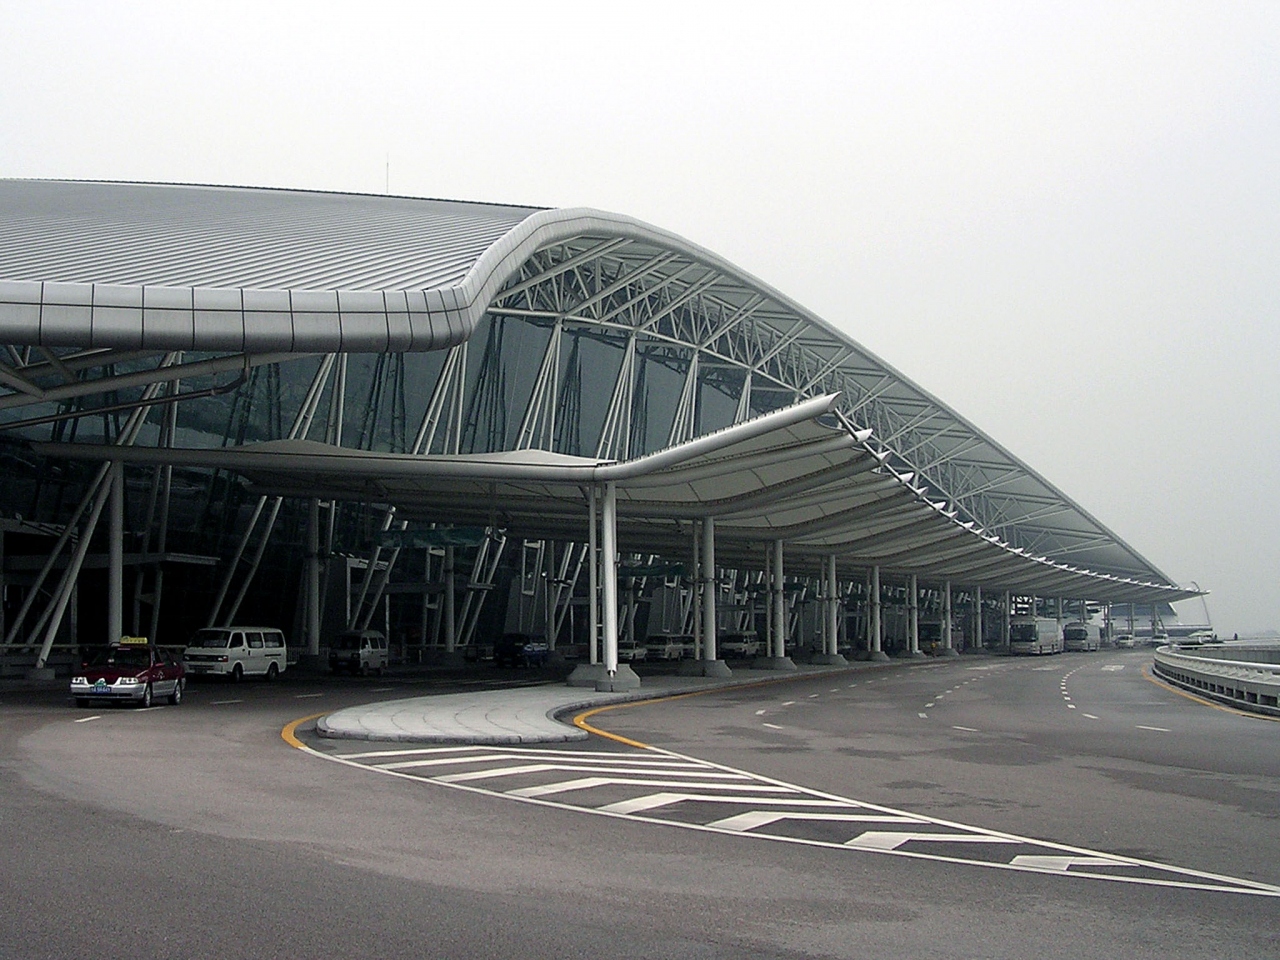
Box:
[70,636,185,708]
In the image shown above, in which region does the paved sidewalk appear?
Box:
[315,663,874,744]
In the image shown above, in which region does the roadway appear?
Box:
[1,650,1276,959]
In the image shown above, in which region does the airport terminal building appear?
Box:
[0,180,1196,683]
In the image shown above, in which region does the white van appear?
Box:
[328,629,388,676]
[183,627,288,680]
[1008,617,1062,655]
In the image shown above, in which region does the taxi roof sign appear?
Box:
[117,635,150,645]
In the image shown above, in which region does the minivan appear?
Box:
[183,627,288,680]
[329,629,388,676]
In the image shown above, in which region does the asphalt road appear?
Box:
[2,651,1276,959]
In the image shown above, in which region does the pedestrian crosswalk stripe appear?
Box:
[295,739,1280,898]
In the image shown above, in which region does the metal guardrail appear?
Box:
[1152,645,1280,718]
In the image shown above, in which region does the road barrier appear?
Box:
[1152,645,1280,718]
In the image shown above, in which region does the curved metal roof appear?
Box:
[0,179,1193,597]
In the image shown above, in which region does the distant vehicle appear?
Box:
[329,629,388,676]
[70,636,185,707]
[719,633,761,658]
[494,633,548,667]
[1062,621,1101,652]
[617,639,647,662]
[463,641,494,663]
[183,626,287,681]
[1009,617,1062,655]
[644,636,686,660]
[1114,633,1136,649]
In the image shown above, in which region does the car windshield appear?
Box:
[1010,625,1038,642]
[188,630,231,648]
[86,648,150,669]
[335,636,362,650]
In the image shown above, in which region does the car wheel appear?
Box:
[141,683,153,708]
[231,663,243,682]
[168,679,183,705]
[266,662,279,682]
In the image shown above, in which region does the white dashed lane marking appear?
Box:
[299,741,1280,898]
[73,715,101,723]
[1137,725,1171,732]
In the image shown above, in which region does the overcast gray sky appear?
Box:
[3,1,1277,633]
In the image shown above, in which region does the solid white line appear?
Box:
[289,738,1280,897]
[507,777,797,798]
[438,762,753,784]
[709,810,921,831]
[847,831,1020,851]
[74,715,101,723]
[598,793,867,815]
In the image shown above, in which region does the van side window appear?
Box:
[247,632,264,649]
[230,633,245,649]
[264,632,284,648]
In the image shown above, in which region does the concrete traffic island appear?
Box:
[313,659,906,745]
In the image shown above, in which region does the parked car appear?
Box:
[183,626,288,681]
[328,629,388,676]
[644,636,686,660]
[1115,634,1136,649]
[719,633,761,658]
[70,636,185,707]
[617,639,647,662]
[489,635,551,668]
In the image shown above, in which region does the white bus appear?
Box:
[1009,617,1062,655]
[1062,621,1101,652]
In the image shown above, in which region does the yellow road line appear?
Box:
[1143,665,1279,722]
[281,712,328,748]
[573,672,835,748]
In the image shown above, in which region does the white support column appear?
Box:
[869,564,888,661]
[973,585,984,653]
[591,481,638,691]
[1002,590,1011,648]
[684,516,731,678]
[811,555,848,666]
[908,574,922,657]
[444,545,456,654]
[306,498,321,658]
[568,486,616,688]
[108,460,124,643]
[828,556,840,656]
[758,540,796,671]
[588,487,598,665]
[941,580,958,656]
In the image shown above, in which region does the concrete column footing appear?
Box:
[940,647,960,658]
[810,653,849,666]
[752,656,797,671]
[868,651,891,662]
[593,664,641,691]
[678,659,732,678]
[567,663,611,687]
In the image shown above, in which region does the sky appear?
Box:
[3,1,1277,633]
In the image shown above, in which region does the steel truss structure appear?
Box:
[0,180,1194,667]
